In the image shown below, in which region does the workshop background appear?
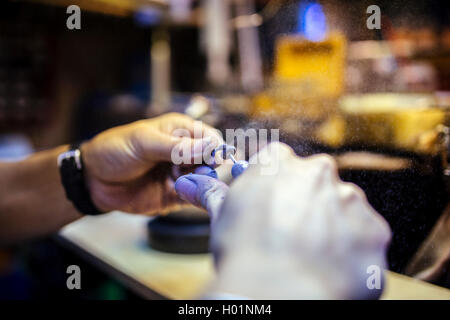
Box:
[1,0,450,299]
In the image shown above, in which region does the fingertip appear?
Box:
[175,173,225,206]
[195,166,218,178]
[174,174,199,204]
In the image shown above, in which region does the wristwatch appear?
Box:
[57,143,103,215]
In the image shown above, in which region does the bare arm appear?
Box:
[0,145,81,245]
[0,113,221,246]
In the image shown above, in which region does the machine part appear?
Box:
[203,0,231,87]
[149,32,171,116]
[235,0,263,92]
[437,125,450,196]
[147,208,210,254]
[405,203,450,287]
[211,144,249,178]
[338,152,447,273]
[212,144,249,178]
[212,144,236,160]
[438,125,450,175]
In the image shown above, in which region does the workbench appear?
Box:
[58,211,450,300]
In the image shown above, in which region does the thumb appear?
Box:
[175,174,229,223]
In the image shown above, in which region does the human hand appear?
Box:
[81,112,222,214]
[175,142,391,299]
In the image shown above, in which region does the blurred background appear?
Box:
[1,0,450,299]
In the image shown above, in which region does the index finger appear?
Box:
[159,113,224,144]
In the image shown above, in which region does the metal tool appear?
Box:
[212,144,249,178]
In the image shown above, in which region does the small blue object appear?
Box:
[231,160,249,178]
[134,7,162,27]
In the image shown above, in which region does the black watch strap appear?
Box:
[58,143,103,215]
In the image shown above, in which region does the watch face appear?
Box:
[58,150,82,170]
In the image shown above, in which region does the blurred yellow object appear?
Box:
[316,93,447,153]
[274,32,346,97]
[251,86,336,120]
[251,33,345,120]
[394,110,444,150]
[316,115,346,148]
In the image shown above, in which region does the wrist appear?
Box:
[79,142,112,213]
[58,142,105,215]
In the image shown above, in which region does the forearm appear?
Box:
[0,145,82,245]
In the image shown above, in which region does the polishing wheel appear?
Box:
[147,207,211,254]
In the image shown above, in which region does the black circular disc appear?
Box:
[147,208,211,254]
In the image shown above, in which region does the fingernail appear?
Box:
[195,166,218,179]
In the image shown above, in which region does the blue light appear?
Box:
[134,7,162,27]
[297,2,327,42]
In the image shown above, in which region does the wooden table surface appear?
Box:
[58,211,450,300]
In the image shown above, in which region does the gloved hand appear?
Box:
[175,142,391,299]
[81,112,222,214]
